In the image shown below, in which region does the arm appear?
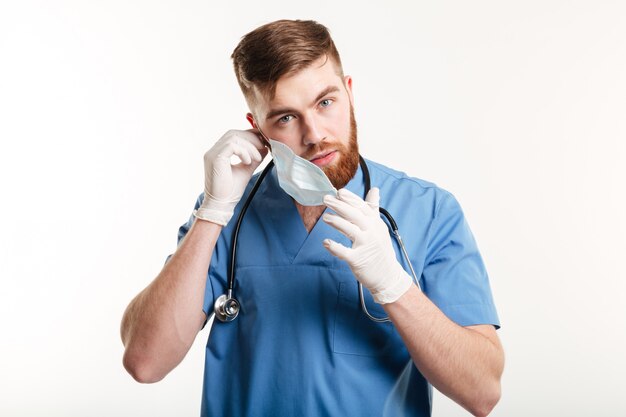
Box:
[121,218,220,383]
[121,129,268,383]
[323,188,503,416]
[383,285,504,417]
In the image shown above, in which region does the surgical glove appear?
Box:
[322,188,413,304]
[194,130,267,225]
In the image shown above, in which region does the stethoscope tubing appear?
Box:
[217,156,420,323]
[228,160,275,294]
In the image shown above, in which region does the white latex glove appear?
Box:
[194,129,268,225]
[322,188,413,304]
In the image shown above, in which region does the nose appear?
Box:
[302,116,326,146]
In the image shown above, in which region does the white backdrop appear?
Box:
[1,1,625,416]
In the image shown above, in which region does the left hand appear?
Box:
[322,188,413,304]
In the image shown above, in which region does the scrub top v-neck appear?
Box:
[172,159,500,417]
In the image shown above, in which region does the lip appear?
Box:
[309,150,337,167]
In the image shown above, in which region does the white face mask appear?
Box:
[269,139,337,206]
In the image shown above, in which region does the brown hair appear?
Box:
[231,19,344,107]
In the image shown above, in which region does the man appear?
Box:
[121,19,504,417]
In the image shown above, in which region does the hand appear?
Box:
[194,129,268,225]
[322,188,413,304]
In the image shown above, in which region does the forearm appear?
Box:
[121,218,221,382]
[383,285,504,417]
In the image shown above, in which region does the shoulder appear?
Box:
[363,159,436,187]
[363,158,457,215]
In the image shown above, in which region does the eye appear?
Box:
[320,99,332,108]
[278,115,294,124]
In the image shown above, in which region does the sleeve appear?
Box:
[422,191,500,329]
[164,193,215,323]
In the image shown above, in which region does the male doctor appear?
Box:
[121,19,504,417]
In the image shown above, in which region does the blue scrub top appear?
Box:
[174,159,500,417]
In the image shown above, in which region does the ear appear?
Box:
[343,75,354,107]
[246,113,257,128]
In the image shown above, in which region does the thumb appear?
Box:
[365,187,380,209]
[323,239,351,261]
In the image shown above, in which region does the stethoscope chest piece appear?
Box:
[214,157,420,324]
[214,294,240,322]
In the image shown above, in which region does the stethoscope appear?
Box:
[214,156,421,323]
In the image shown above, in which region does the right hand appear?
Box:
[194,129,268,225]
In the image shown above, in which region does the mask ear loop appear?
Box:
[252,116,273,151]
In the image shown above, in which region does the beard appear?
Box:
[303,106,359,189]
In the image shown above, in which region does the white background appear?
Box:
[1,1,625,416]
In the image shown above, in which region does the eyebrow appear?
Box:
[265,86,341,121]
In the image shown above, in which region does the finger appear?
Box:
[322,213,361,241]
[248,128,271,148]
[229,143,253,165]
[323,194,367,228]
[240,129,267,151]
[337,188,370,214]
[216,138,247,162]
[365,187,380,210]
[234,135,263,162]
[323,239,352,261]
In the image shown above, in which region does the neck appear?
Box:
[294,202,326,233]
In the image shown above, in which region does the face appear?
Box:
[247,57,359,189]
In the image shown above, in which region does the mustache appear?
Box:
[302,141,346,161]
